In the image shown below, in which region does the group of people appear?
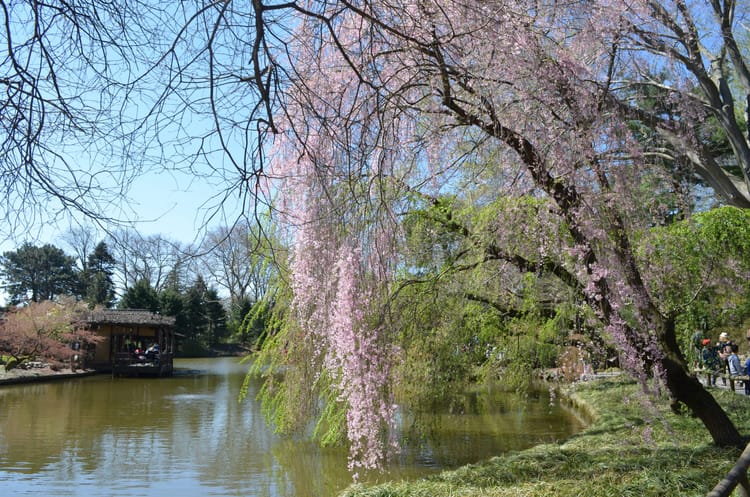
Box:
[696,330,750,394]
[132,342,161,363]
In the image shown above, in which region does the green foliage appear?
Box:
[120,276,229,355]
[169,276,227,352]
[312,373,348,447]
[701,111,747,167]
[1,355,22,371]
[483,316,561,394]
[392,275,570,411]
[244,279,338,444]
[182,276,209,339]
[401,195,465,274]
[639,206,750,348]
[239,297,273,347]
[177,338,207,357]
[0,242,78,304]
[204,287,227,346]
[80,241,116,308]
[342,378,750,497]
[241,268,353,452]
[227,296,254,342]
[159,289,185,324]
[249,193,750,463]
[252,328,333,440]
[118,278,160,312]
[396,194,581,406]
[394,287,484,406]
[83,272,116,308]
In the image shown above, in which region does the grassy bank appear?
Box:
[342,377,750,497]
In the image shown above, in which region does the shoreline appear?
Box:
[0,365,100,386]
[341,376,749,497]
[0,349,250,386]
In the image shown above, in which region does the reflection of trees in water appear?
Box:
[0,359,583,497]
[0,381,100,472]
[270,438,348,497]
[0,369,266,491]
[265,386,585,492]
[400,388,579,468]
[0,377,183,473]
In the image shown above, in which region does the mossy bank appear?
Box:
[341,377,750,497]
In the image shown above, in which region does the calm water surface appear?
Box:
[0,357,584,497]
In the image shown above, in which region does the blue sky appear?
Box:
[123,169,233,243]
[0,168,233,250]
[0,0,268,305]
[0,168,244,305]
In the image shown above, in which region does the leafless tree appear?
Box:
[107,228,190,293]
[0,1,150,237]
[197,221,275,303]
[0,1,260,241]
[61,225,100,271]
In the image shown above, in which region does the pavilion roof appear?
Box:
[80,309,175,327]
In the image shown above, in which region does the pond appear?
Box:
[0,357,585,497]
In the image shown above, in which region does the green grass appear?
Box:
[341,377,750,497]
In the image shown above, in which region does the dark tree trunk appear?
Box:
[658,317,743,448]
[662,355,743,447]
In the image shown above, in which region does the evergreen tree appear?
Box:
[182,276,209,347]
[228,296,254,343]
[118,279,160,312]
[175,276,228,352]
[159,287,188,340]
[0,243,78,304]
[204,287,227,347]
[81,241,116,307]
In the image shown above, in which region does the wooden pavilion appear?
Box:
[80,309,176,376]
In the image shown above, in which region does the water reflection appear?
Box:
[0,357,584,497]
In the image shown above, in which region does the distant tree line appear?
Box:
[0,221,278,355]
[117,275,228,355]
[1,241,116,307]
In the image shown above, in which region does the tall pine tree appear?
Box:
[81,241,116,308]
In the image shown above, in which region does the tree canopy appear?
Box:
[0,298,102,370]
[118,278,160,313]
[81,241,117,307]
[241,0,750,470]
[0,243,78,304]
